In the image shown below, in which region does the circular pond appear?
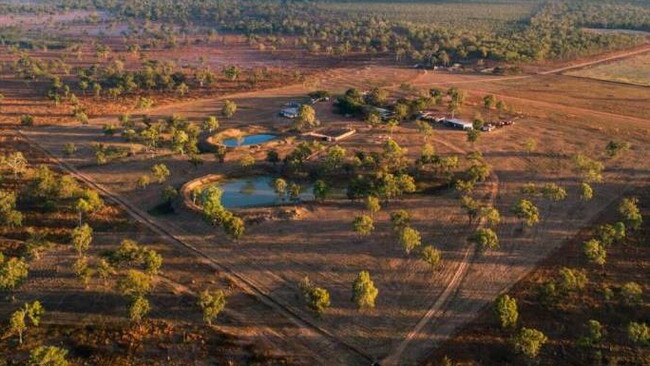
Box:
[207,176,314,209]
[221,134,277,147]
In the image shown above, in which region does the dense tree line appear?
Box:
[43,0,647,65]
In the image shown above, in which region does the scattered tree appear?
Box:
[353,215,374,237]
[494,294,518,329]
[151,163,170,183]
[512,199,540,227]
[221,100,237,118]
[198,289,227,325]
[619,197,642,231]
[9,301,43,344]
[28,346,69,366]
[512,327,548,360]
[583,239,606,266]
[70,224,93,255]
[470,228,499,252]
[421,245,442,270]
[627,322,649,346]
[352,270,379,309]
[399,226,422,255]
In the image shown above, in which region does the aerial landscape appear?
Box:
[0,0,649,365]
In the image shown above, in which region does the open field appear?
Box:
[565,52,650,87]
[1,2,650,365]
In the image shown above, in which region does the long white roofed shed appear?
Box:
[444,118,473,130]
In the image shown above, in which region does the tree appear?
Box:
[117,269,152,298]
[415,120,434,141]
[306,287,330,315]
[221,100,237,118]
[455,180,474,196]
[542,183,567,202]
[198,289,227,325]
[352,270,378,309]
[143,248,163,275]
[480,206,501,227]
[557,267,587,294]
[573,154,604,183]
[176,82,189,96]
[421,245,442,270]
[524,138,537,154]
[324,145,346,172]
[171,129,190,155]
[3,152,28,178]
[137,175,151,189]
[495,100,507,114]
[75,189,104,225]
[202,116,220,133]
[583,239,606,266]
[472,116,485,130]
[483,94,496,110]
[512,199,540,227]
[578,320,603,348]
[151,163,170,183]
[353,215,374,237]
[266,150,280,165]
[605,140,631,158]
[470,228,499,252]
[0,190,23,228]
[129,295,151,323]
[223,216,245,240]
[240,151,257,170]
[512,327,548,359]
[62,143,77,157]
[620,282,643,306]
[273,178,287,201]
[394,102,410,120]
[223,65,240,81]
[28,345,69,366]
[399,226,422,255]
[73,256,93,287]
[21,114,35,126]
[390,210,411,232]
[366,196,381,216]
[313,180,329,202]
[299,278,330,315]
[365,112,382,128]
[366,87,389,106]
[494,294,518,329]
[0,254,29,291]
[580,182,594,201]
[627,322,649,346]
[596,222,626,246]
[96,258,115,286]
[214,144,227,163]
[288,183,302,202]
[466,129,480,145]
[382,139,407,173]
[619,197,642,230]
[70,224,93,255]
[294,104,317,131]
[460,195,480,225]
[9,301,44,344]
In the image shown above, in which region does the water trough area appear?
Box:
[221,134,277,147]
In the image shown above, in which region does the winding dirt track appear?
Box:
[381,137,500,365]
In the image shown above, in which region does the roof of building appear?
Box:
[445,118,473,127]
